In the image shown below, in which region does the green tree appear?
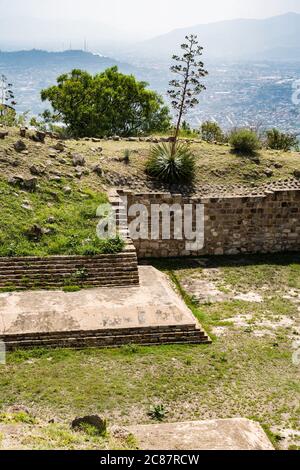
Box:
[0,107,28,127]
[201,121,224,143]
[41,67,171,137]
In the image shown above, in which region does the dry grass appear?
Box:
[1,127,299,192]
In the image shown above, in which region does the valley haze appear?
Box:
[0,12,300,132]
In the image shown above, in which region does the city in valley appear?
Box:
[1,49,300,134]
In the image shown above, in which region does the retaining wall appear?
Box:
[119,189,300,258]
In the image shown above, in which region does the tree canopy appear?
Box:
[41,67,171,137]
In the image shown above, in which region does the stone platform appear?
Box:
[0,267,210,350]
[126,418,274,451]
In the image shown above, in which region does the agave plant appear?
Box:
[145,142,195,184]
[148,404,168,422]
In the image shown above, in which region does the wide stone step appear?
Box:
[0,263,138,272]
[0,266,138,276]
[0,272,138,284]
[0,279,139,289]
[1,324,198,341]
[0,252,136,263]
[0,277,140,286]
[2,327,210,350]
[0,269,137,282]
[0,264,138,273]
[0,255,137,266]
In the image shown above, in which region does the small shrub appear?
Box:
[122,149,131,164]
[74,236,124,256]
[201,121,224,143]
[0,108,28,127]
[229,129,261,155]
[75,267,88,280]
[121,344,140,355]
[148,404,168,422]
[145,142,195,184]
[266,128,298,151]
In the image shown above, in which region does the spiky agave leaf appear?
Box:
[145,142,195,184]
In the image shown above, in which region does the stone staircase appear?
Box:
[0,248,139,289]
[1,324,211,351]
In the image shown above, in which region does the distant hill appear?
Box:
[0,50,143,114]
[128,12,300,62]
[0,49,134,72]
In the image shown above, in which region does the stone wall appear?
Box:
[119,189,300,258]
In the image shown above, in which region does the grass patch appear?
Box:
[62,286,82,293]
[0,411,36,425]
[0,179,124,256]
[218,254,300,292]
[1,336,298,435]
[18,422,133,450]
[258,422,284,450]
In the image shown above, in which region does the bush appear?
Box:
[229,129,261,155]
[201,121,224,143]
[266,128,298,151]
[145,142,195,184]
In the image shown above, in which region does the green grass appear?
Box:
[0,336,297,450]
[216,254,300,292]
[0,179,123,256]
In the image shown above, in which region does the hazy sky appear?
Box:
[2,0,300,37]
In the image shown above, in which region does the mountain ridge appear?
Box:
[127,12,300,62]
[0,49,139,73]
